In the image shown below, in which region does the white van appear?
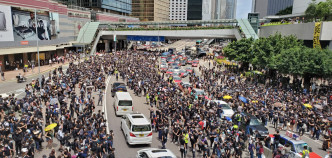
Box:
[207,100,235,118]
[121,113,153,145]
[114,92,133,116]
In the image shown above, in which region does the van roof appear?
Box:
[280,135,307,144]
[210,100,227,105]
[127,113,150,125]
[115,92,132,100]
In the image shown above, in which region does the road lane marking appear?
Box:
[103,76,111,134]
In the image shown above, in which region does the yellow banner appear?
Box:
[313,22,322,49]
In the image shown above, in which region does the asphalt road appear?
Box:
[104,59,327,158]
[104,59,210,158]
[0,64,70,99]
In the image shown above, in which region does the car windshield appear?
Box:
[118,100,132,106]
[220,104,231,109]
[183,83,191,87]
[196,90,204,95]
[173,76,181,80]
[113,83,124,87]
[294,143,310,153]
[250,118,262,126]
[116,86,127,91]
[132,125,151,132]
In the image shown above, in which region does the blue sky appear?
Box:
[236,0,253,19]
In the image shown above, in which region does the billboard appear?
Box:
[0,5,14,41]
[11,7,60,41]
[127,35,165,42]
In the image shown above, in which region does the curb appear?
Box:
[0,63,69,84]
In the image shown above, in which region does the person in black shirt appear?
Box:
[180,135,186,158]
[273,130,280,150]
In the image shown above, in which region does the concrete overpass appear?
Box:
[91,29,242,53]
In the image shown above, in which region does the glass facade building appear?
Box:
[101,0,132,14]
[131,0,169,21]
[187,0,202,20]
[253,0,293,18]
[56,0,132,14]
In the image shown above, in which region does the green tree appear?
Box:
[223,38,254,70]
[316,1,331,20]
[276,6,293,15]
[251,34,302,69]
[305,1,317,21]
[275,47,332,88]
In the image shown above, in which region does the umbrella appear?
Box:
[252,100,258,103]
[314,104,323,110]
[328,117,332,121]
[162,52,169,56]
[225,117,232,121]
[45,123,57,131]
[239,96,248,103]
[50,98,58,105]
[223,95,232,99]
[233,125,239,129]
[303,104,312,109]
[273,102,283,107]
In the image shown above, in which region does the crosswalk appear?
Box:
[0,88,25,98]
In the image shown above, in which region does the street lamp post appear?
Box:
[35,9,40,73]
[158,23,160,53]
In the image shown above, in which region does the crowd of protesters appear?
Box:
[0,50,331,158]
[0,53,115,158]
[107,51,331,158]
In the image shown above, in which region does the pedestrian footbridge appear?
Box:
[73,19,260,54]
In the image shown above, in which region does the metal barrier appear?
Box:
[263,146,274,158]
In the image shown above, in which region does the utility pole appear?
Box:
[35,9,40,73]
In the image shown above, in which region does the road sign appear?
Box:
[21,41,29,45]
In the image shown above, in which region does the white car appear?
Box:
[208,100,234,117]
[121,113,152,145]
[136,148,176,158]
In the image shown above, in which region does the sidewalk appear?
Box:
[0,61,70,83]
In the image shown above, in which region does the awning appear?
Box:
[0,46,56,55]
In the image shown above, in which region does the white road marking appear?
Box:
[103,76,111,134]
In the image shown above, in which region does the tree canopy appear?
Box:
[222,33,332,84]
[305,0,332,21]
[276,6,293,15]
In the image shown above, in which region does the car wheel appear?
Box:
[125,135,130,145]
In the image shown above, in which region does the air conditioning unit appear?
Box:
[0,11,6,31]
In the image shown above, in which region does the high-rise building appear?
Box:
[211,0,227,19]
[131,0,169,21]
[169,0,188,21]
[187,0,203,20]
[253,0,293,18]
[203,0,236,20]
[292,0,326,15]
[56,0,132,15]
[225,0,237,19]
